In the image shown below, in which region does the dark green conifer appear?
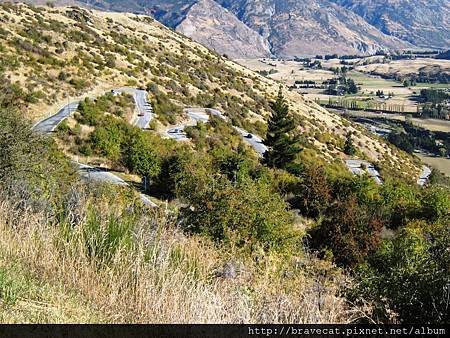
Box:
[263,87,301,172]
[344,131,356,156]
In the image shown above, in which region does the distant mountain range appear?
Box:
[11,0,450,58]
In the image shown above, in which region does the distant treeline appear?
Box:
[418,89,450,120]
[310,50,447,61]
[435,50,450,60]
[387,120,450,157]
[322,97,409,114]
[368,70,450,84]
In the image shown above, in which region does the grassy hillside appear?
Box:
[0,2,421,179]
[0,183,354,323]
[1,3,449,325]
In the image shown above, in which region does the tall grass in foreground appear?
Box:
[0,183,364,323]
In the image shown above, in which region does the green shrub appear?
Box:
[176,162,300,254]
[350,221,450,324]
[90,117,131,161]
[0,268,23,305]
[122,133,161,180]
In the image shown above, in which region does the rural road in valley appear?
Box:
[164,108,268,156]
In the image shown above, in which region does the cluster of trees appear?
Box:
[386,121,449,157]
[324,76,358,96]
[375,90,394,98]
[420,89,449,103]
[370,69,450,85]
[257,69,278,77]
[292,80,319,89]
[418,89,450,120]
[326,97,406,113]
[330,66,351,76]
[435,50,450,60]
[403,78,417,87]
[3,73,449,323]
[294,165,449,323]
[304,60,322,69]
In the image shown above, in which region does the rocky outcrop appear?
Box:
[17,0,447,58]
[216,0,412,57]
[176,0,271,58]
[331,0,450,50]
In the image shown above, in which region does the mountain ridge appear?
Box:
[8,0,448,58]
[0,2,421,178]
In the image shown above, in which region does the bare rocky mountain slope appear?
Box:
[9,0,448,57]
[175,0,271,58]
[215,0,412,57]
[0,3,422,179]
[331,0,450,50]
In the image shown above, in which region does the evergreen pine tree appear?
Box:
[344,132,356,156]
[263,87,301,172]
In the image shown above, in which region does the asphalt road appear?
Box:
[113,88,153,129]
[33,88,153,133]
[32,102,79,133]
[77,162,157,207]
[234,127,268,157]
[33,89,157,207]
[346,159,383,185]
[417,165,432,186]
[165,108,268,156]
[164,110,210,141]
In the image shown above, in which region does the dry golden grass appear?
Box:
[0,3,423,178]
[355,59,450,77]
[0,190,365,324]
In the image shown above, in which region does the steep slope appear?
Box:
[0,3,421,178]
[331,0,450,50]
[22,0,416,57]
[216,0,413,57]
[176,0,271,58]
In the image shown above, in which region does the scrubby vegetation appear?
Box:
[2,75,449,324]
[0,2,423,181]
[0,3,447,325]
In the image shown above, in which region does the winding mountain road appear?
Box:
[164,107,268,156]
[113,88,153,129]
[345,159,383,185]
[32,102,80,133]
[33,88,153,133]
[33,88,157,208]
[417,165,432,186]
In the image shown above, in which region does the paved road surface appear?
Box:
[33,88,153,133]
[77,162,157,207]
[165,108,268,156]
[33,89,157,207]
[113,88,153,129]
[164,110,210,141]
[32,102,79,133]
[234,127,268,157]
[346,159,383,185]
[417,165,432,186]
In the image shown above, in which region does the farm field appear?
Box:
[240,57,449,116]
[236,58,335,85]
[355,59,450,78]
[417,154,450,176]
